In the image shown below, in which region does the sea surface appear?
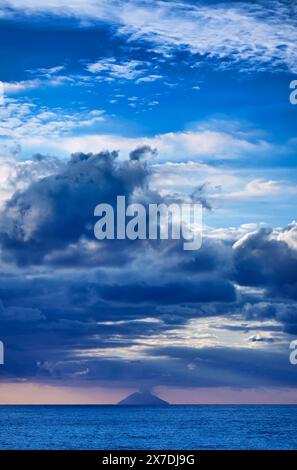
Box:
[0,405,296,450]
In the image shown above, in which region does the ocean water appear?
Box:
[0,405,296,450]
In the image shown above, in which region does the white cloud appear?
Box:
[277,221,297,251]
[31,65,65,77]
[118,0,297,72]
[87,58,146,80]
[0,153,63,207]
[0,98,105,139]
[135,74,163,84]
[79,314,285,361]
[1,96,271,161]
[3,79,41,94]
[50,127,271,162]
[3,75,74,95]
[87,57,163,84]
[1,1,296,72]
[227,178,283,199]
[151,162,296,214]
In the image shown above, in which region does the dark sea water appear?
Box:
[0,405,296,450]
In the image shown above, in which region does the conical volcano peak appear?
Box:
[117,391,169,406]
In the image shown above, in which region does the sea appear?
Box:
[0,405,296,450]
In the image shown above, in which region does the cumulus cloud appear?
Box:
[0,150,148,265]
[0,153,63,207]
[234,224,297,300]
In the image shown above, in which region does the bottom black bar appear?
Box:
[0,450,296,466]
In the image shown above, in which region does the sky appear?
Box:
[0,0,297,404]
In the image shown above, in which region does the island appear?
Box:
[117,391,170,406]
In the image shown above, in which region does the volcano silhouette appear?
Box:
[117,391,169,406]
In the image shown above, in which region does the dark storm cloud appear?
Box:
[3,340,296,389]
[242,302,297,335]
[234,225,297,299]
[0,300,45,323]
[176,237,232,273]
[100,279,236,304]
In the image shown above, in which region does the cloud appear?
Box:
[242,301,297,336]
[3,66,71,95]
[30,65,65,77]
[129,145,158,161]
[1,99,274,163]
[1,1,296,72]
[248,334,274,343]
[3,79,41,94]
[1,275,294,388]
[227,178,283,199]
[0,1,297,394]
[3,77,74,95]
[0,151,296,389]
[40,125,272,162]
[135,74,162,84]
[0,301,45,322]
[0,150,149,266]
[0,153,63,207]
[234,224,297,300]
[86,57,163,88]
[100,280,236,305]
[87,57,148,81]
[117,0,297,73]
[0,98,105,139]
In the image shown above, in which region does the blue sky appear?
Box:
[0,0,297,403]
